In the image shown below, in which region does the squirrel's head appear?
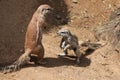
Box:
[38,4,53,18]
[57,29,71,37]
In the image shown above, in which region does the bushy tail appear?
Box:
[79,40,106,50]
[2,50,31,74]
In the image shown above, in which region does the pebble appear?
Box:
[72,0,78,3]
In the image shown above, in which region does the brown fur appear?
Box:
[3,4,53,73]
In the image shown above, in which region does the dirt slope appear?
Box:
[0,0,120,80]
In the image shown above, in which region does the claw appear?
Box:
[58,53,67,57]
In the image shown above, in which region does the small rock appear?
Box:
[55,15,61,20]
[20,49,24,53]
[72,0,78,3]
[84,26,89,28]
[21,29,24,33]
[108,4,112,9]
[101,63,109,66]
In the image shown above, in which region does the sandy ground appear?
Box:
[0,0,120,80]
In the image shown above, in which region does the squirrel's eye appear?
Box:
[61,32,64,33]
[46,8,51,10]
[42,9,45,12]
